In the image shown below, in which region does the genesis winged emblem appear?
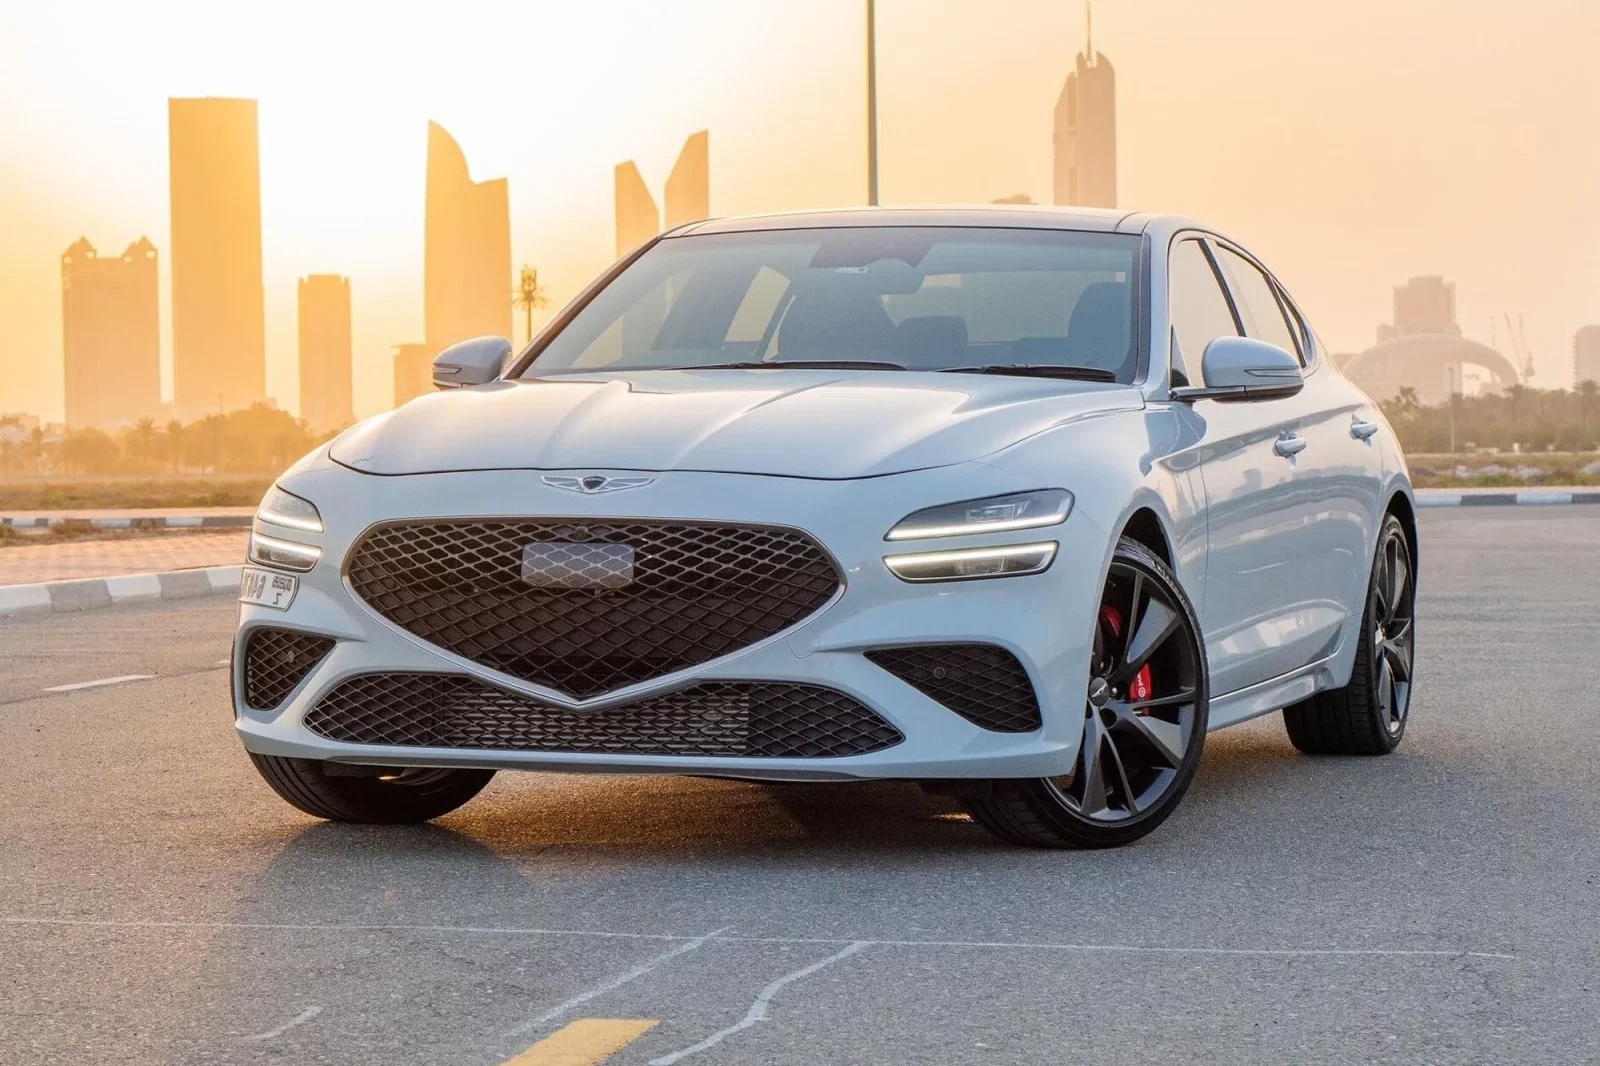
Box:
[541,474,656,494]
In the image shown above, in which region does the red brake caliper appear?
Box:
[1099,605,1153,713]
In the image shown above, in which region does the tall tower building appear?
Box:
[60,237,161,429]
[168,97,266,418]
[1052,5,1117,208]
[614,161,659,257]
[297,275,353,432]
[1575,326,1600,386]
[392,343,436,407]
[1378,277,1461,342]
[663,131,710,229]
[425,122,512,352]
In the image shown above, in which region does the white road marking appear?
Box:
[245,1005,322,1042]
[500,927,730,1043]
[649,941,870,1065]
[41,674,155,693]
[0,916,1517,960]
[216,659,231,666]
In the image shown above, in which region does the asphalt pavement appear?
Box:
[2,507,1597,1065]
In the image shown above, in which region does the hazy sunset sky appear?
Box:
[2,0,1596,422]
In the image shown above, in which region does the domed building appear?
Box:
[1337,334,1520,405]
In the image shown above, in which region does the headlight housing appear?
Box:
[885,489,1072,541]
[247,531,322,572]
[884,542,1058,582]
[256,485,323,533]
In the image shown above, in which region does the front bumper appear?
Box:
[233,463,1113,781]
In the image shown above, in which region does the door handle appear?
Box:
[1274,433,1308,458]
[1350,419,1380,441]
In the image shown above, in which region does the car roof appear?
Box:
[675,205,1190,237]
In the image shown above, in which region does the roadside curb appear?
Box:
[0,565,240,619]
[1,514,251,529]
[1415,489,1600,508]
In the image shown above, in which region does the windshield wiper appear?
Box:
[939,364,1119,382]
[672,360,907,371]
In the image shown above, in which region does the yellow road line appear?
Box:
[503,1019,659,1066]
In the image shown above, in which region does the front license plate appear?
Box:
[240,566,299,610]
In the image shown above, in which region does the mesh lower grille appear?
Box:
[345,519,841,700]
[243,628,335,710]
[303,673,904,758]
[866,644,1041,733]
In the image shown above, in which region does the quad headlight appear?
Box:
[884,542,1058,583]
[884,489,1072,541]
[247,531,322,572]
[256,485,323,533]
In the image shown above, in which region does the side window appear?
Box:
[1167,238,1240,386]
[1212,246,1304,365]
[1274,284,1318,367]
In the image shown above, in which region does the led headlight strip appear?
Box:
[248,531,322,573]
[884,542,1058,583]
[886,489,1071,541]
[256,485,324,533]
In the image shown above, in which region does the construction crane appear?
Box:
[1503,312,1535,384]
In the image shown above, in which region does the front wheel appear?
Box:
[964,538,1210,849]
[249,754,495,823]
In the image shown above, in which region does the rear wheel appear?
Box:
[964,538,1209,848]
[1283,512,1415,755]
[249,754,495,823]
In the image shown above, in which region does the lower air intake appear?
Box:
[303,674,904,758]
[866,644,1042,733]
[243,628,335,710]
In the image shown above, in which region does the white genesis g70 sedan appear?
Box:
[235,207,1417,848]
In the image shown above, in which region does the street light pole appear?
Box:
[866,0,879,206]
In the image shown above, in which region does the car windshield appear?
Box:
[521,226,1142,382]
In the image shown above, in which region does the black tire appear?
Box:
[249,754,495,823]
[1283,512,1416,755]
[963,537,1210,849]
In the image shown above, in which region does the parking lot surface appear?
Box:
[2,508,1597,1065]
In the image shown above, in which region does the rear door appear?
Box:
[1208,242,1377,687]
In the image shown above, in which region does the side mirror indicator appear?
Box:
[433,336,513,389]
[1172,336,1304,402]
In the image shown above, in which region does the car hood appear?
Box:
[331,370,1142,479]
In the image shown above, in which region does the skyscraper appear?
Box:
[614,161,659,257]
[392,343,436,407]
[425,122,511,352]
[1378,277,1461,341]
[1052,6,1117,208]
[168,97,266,419]
[663,131,710,230]
[1575,326,1600,385]
[60,237,161,429]
[297,275,353,432]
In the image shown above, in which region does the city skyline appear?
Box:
[167,96,266,420]
[297,274,353,432]
[60,236,161,429]
[1,0,1596,423]
[615,130,713,256]
[1053,6,1116,208]
[423,121,512,353]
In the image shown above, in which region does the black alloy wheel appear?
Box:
[964,538,1209,848]
[1284,512,1416,755]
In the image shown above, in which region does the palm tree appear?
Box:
[26,426,45,475]
[165,420,186,473]
[0,414,19,477]
[1579,379,1599,446]
[1506,384,1530,447]
[129,417,158,469]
